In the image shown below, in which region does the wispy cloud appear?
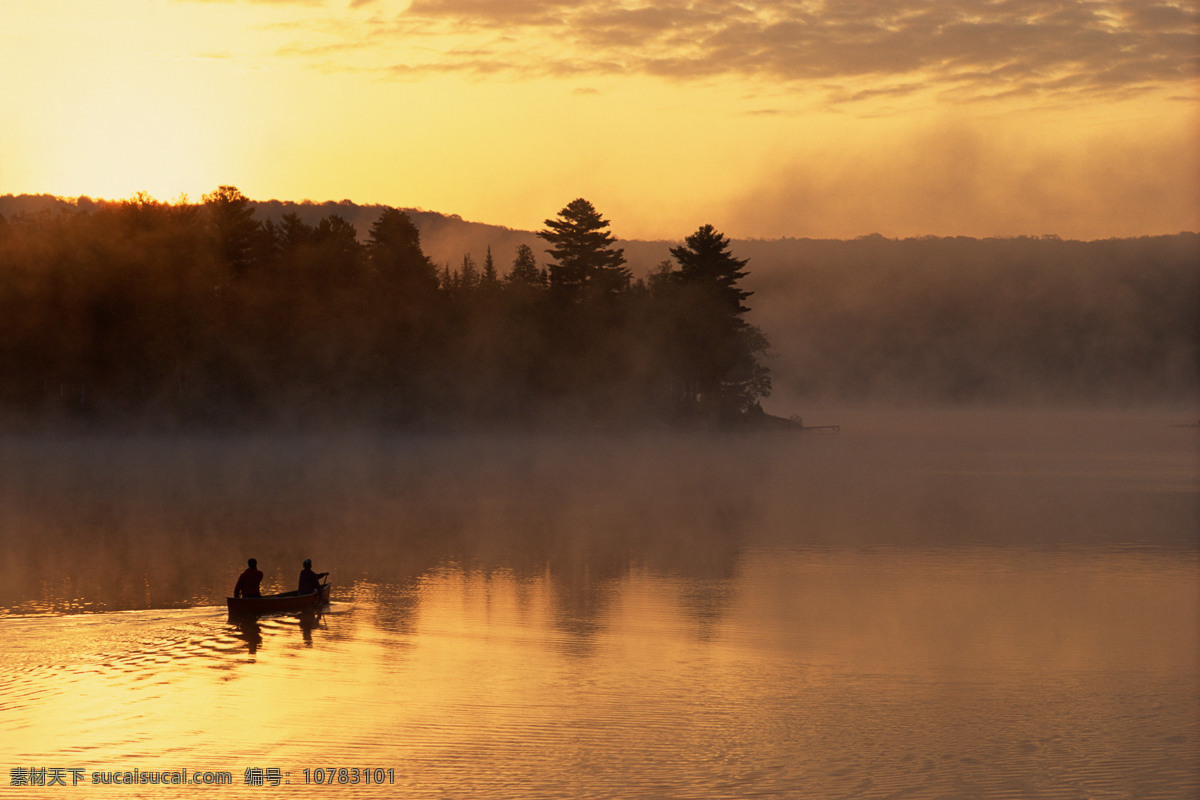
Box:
[266,0,1199,104]
[723,114,1200,238]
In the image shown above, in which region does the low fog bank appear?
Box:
[1,408,1194,615]
[738,234,1200,409]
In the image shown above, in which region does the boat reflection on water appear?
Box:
[229,614,264,654]
[298,607,324,646]
[226,602,330,654]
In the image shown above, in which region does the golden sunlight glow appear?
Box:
[1,0,1196,238]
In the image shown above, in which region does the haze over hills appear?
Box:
[2,193,1197,413]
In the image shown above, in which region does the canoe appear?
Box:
[227,583,331,616]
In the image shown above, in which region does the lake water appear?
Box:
[2,408,1197,799]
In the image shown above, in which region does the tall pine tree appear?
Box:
[667,224,770,417]
[367,208,437,295]
[538,199,630,299]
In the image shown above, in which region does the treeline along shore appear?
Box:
[1,190,1196,431]
[0,189,770,430]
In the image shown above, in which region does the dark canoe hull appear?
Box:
[227,583,331,616]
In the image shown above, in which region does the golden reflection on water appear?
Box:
[3,547,1197,799]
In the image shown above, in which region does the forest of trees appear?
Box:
[0,189,771,429]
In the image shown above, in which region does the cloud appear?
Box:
[404,0,579,26]
[292,0,1194,103]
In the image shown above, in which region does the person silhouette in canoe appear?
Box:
[298,559,329,595]
[233,558,263,598]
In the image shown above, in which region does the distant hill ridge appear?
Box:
[3,192,1194,274]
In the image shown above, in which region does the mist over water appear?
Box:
[3,407,1195,614]
[1,407,1197,798]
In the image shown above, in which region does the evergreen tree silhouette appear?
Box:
[203,186,261,276]
[367,208,437,295]
[538,199,630,299]
[482,246,499,286]
[668,224,770,417]
[507,244,546,287]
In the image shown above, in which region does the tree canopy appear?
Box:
[538,199,631,299]
[368,207,438,295]
[203,186,260,276]
[662,224,770,419]
[670,224,751,322]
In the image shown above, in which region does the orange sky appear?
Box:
[1,0,1197,240]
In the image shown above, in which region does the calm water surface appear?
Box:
[2,409,1197,799]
